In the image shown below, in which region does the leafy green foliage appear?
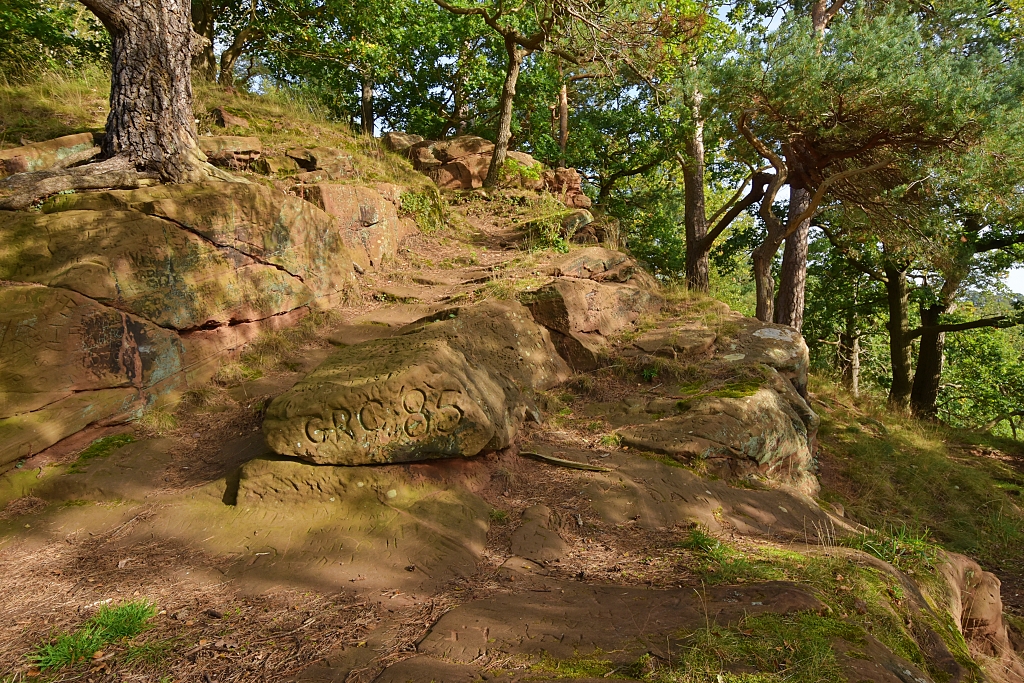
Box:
[29,601,156,671]
[0,0,108,77]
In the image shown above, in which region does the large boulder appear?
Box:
[0,132,100,178]
[296,182,415,270]
[543,167,591,208]
[263,300,570,465]
[285,147,354,178]
[382,131,424,153]
[0,182,358,462]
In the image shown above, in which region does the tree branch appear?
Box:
[908,315,1020,340]
[703,171,774,248]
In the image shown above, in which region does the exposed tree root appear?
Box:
[0,155,244,211]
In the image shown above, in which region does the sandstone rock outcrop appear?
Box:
[0,132,101,178]
[0,182,358,465]
[521,263,660,371]
[198,135,262,170]
[543,166,591,208]
[263,300,570,465]
[387,133,546,192]
[613,306,819,494]
[295,182,415,271]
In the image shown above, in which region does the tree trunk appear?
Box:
[484,40,523,188]
[83,0,207,183]
[884,261,914,411]
[839,286,860,397]
[682,86,709,292]
[752,243,776,323]
[453,40,470,135]
[218,27,251,87]
[190,0,216,81]
[776,187,811,330]
[557,83,568,167]
[910,305,947,419]
[361,76,374,136]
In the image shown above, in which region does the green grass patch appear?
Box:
[67,434,134,474]
[839,524,939,573]
[812,378,1024,572]
[29,600,156,671]
[668,612,862,683]
[531,652,618,678]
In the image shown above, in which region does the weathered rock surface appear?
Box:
[390,133,546,192]
[521,275,660,371]
[716,315,812,395]
[0,182,359,463]
[940,552,1024,682]
[382,131,424,153]
[543,166,591,208]
[210,106,249,129]
[612,306,819,493]
[508,504,567,564]
[198,135,262,169]
[617,381,819,494]
[285,147,355,178]
[0,132,100,178]
[296,182,415,270]
[264,301,570,465]
[417,580,822,664]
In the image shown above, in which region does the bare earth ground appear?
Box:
[1,194,1021,683]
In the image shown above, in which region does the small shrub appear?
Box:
[67,434,134,474]
[599,433,621,447]
[488,509,509,524]
[400,189,446,233]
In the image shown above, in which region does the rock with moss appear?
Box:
[0,182,359,461]
[263,300,570,465]
[618,378,819,495]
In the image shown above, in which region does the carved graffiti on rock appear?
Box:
[303,385,466,447]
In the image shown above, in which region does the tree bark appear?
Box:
[82,0,208,183]
[557,83,568,167]
[190,0,216,81]
[682,86,709,292]
[361,76,374,136]
[752,244,777,323]
[910,305,946,419]
[884,261,914,411]
[776,186,811,330]
[484,39,523,188]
